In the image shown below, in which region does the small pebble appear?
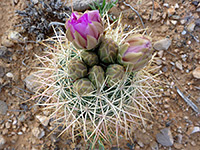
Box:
[171,20,177,25]
[36,115,49,126]
[6,72,14,78]
[0,101,8,115]
[120,5,125,10]
[174,143,183,149]
[192,67,200,79]
[32,0,38,4]
[177,134,183,143]
[187,126,200,135]
[187,22,196,32]
[158,50,164,58]
[167,7,175,17]
[8,31,20,43]
[174,3,179,9]
[175,61,183,70]
[172,15,180,20]
[24,73,41,92]
[137,141,144,147]
[180,19,187,24]
[181,30,187,35]
[163,3,169,7]
[32,127,45,139]
[150,141,159,150]
[191,141,196,146]
[156,128,174,147]
[5,122,11,129]
[192,1,199,6]
[153,38,171,50]
[18,132,23,135]
[162,66,168,72]
[156,59,162,65]
[0,135,6,148]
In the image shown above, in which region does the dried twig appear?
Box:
[194,86,200,90]
[150,0,154,20]
[184,27,199,43]
[15,86,34,94]
[176,86,200,114]
[123,2,145,30]
[48,22,65,28]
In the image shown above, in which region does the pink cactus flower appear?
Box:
[65,10,104,50]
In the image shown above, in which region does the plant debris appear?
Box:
[16,0,71,41]
[176,86,200,114]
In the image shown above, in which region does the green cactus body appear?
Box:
[81,51,99,67]
[73,78,95,96]
[88,65,105,89]
[67,58,87,80]
[98,38,118,64]
[106,64,125,87]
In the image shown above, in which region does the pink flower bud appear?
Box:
[65,10,104,50]
[118,34,153,72]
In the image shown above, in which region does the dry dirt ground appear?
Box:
[0,0,200,150]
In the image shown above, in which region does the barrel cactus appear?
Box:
[106,64,125,87]
[88,65,105,89]
[98,38,118,64]
[67,58,87,80]
[35,11,159,149]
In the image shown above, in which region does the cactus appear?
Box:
[98,38,118,64]
[73,78,95,96]
[106,64,125,87]
[67,58,87,80]
[88,65,105,89]
[35,12,159,149]
[81,51,99,67]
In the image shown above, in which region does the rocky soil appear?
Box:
[0,0,200,149]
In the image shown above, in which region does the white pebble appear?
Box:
[171,20,177,25]
[181,30,187,35]
[6,72,14,78]
[174,3,179,9]
[163,3,169,7]
[18,132,23,135]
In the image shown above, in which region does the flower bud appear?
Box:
[98,38,118,64]
[65,10,104,50]
[118,34,153,72]
[67,58,87,80]
[106,64,125,87]
[88,65,105,89]
[81,51,99,67]
[73,78,95,96]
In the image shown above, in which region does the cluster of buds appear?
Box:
[65,10,153,96]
